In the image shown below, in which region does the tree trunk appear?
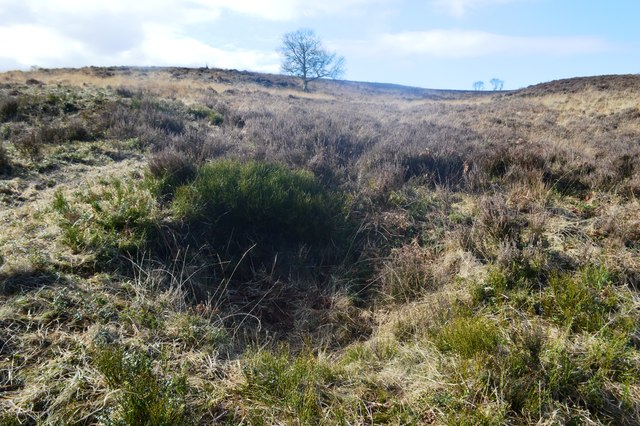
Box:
[302,79,308,92]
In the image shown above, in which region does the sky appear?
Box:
[0,0,638,90]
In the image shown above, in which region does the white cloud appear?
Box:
[431,0,522,17]
[364,30,611,58]
[0,0,383,71]
[0,25,86,67]
[0,0,282,71]
[0,22,280,72]
[130,24,280,72]
[201,0,386,20]
[0,0,379,23]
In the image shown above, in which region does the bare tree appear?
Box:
[473,81,485,91]
[280,28,345,92]
[490,78,504,90]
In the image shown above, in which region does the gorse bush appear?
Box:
[171,160,347,247]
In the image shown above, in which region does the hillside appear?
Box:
[1,67,639,425]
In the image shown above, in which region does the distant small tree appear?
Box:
[473,81,485,91]
[280,28,345,92]
[490,78,504,90]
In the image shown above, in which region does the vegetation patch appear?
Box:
[0,142,11,174]
[170,159,348,252]
[3,68,640,425]
[540,266,627,333]
[0,97,19,121]
[95,345,191,425]
[241,345,343,423]
[52,178,159,268]
[435,314,502,358]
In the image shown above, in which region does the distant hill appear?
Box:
[516,74,640,96]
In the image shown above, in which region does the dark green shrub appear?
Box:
[209,111,224,126]
[188,106,210,120]
[171,160,346,247]
[188,105,223,125]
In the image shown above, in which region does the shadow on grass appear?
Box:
[0,267,70,296]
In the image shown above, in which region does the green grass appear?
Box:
[541,266,625,333]
[188,105,223,125]
[52,178,159,267]
[241,344,343,424]
[435,315,502,358]
[94,345,191,426]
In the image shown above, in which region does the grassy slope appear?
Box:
[0,67,639,425]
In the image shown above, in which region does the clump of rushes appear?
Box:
[435,314,502,358]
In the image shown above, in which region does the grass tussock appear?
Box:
[1,67,640,424]
[94,345,191,425]
[52,178,159,268]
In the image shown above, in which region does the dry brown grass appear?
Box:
[1,67,640,424]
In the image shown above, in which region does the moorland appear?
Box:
[0,67,639,424]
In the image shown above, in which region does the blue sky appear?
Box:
[0,0,638,89]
